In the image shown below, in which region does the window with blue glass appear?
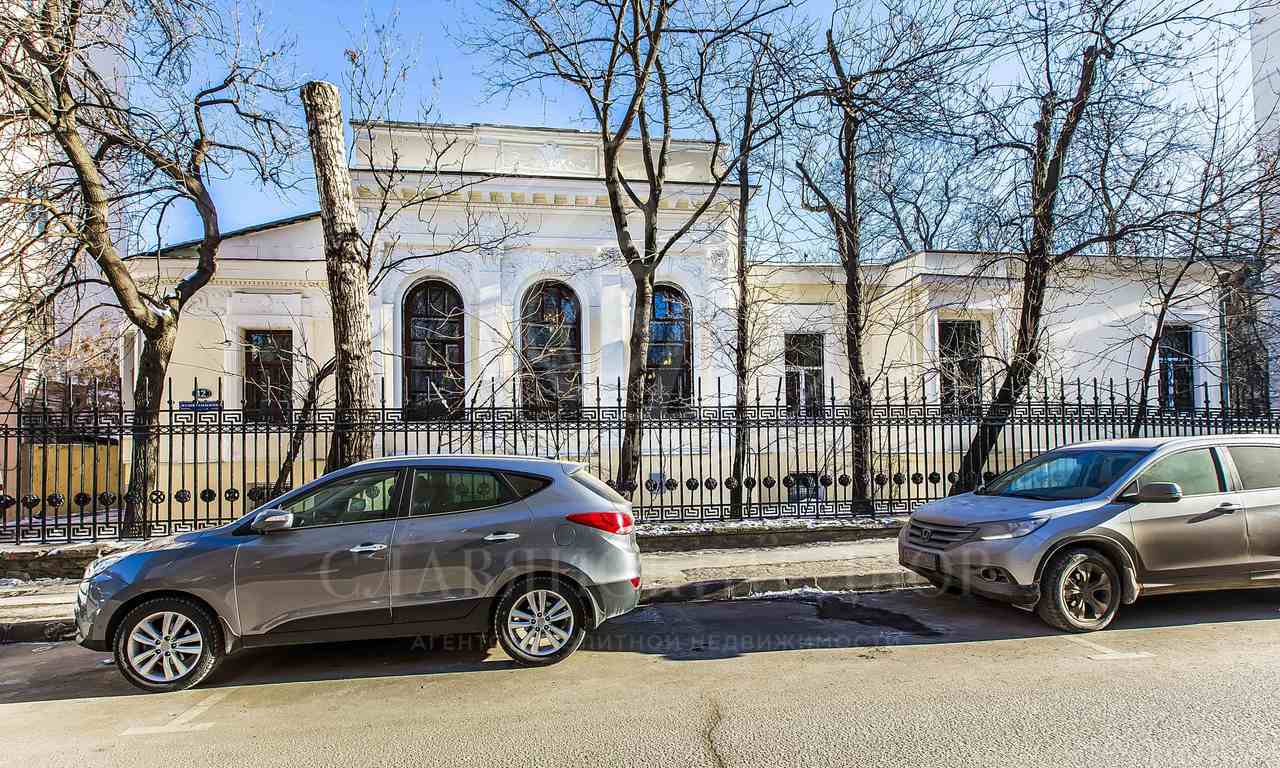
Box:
[646,286,693,413]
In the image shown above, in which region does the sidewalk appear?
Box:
[0,536,923,644]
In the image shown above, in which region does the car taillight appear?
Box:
[566,511,635,535]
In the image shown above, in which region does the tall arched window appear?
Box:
[520,281,582,417]
[403,280,465,420]
[646,285,693,413]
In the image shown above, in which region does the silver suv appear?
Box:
[899,435,1280,632]
[76,456,641,692]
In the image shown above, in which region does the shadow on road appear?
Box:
[1,586,1275,704]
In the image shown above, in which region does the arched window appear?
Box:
[520,281,582,417]
[403,280,465,419]
[646,285,693,413]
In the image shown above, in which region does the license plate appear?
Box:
[901,547,939,572]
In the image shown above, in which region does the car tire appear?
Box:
[113,597,223,693]
[1037,548,1121,632]
[494,576,588,666]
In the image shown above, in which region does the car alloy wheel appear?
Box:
[1061,561,1113,623]
[506,589,575,657]
[1037,547,1121,632]
[126,610,205,683]
[113,597,222,692]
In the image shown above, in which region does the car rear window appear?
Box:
[504,472,552,499]
[570,468,628,504]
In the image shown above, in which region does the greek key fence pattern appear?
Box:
[2,376,1275,543]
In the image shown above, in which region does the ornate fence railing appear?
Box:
[1,376,1275,543]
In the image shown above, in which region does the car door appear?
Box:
[234,468,405,636]
[1222,445,1280,582]
[388,467,537,622]
[1127,447,1251,587]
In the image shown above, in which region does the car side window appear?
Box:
[1136,449,1221,496]
[410,469,515,516]
[1227,446,1280,491]
[504,473,551,499]
[281,470,401,528]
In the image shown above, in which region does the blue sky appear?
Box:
[170,0,584,244]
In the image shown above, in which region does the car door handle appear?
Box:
[348,543,388,554]
[483,532,521,542]
[1215,503,1243,514]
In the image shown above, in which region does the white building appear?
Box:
[127,123,1232,419]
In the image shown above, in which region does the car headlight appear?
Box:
[975,518,1048,541]
[83,552,128,580]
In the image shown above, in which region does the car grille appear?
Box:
[906,520,976,550]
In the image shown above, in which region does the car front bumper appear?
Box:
[899,534,1041,606]
[74,577,113,651]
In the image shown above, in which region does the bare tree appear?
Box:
[280,11,528,481]
[1,0,297,528]
[950,0,1257,493]
[1119,68,1280,435]
[788,0,990,499]
[477,0,791,494]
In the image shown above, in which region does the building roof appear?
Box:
[143,211,320,258]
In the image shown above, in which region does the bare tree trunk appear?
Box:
[301,81,376,470]
[272,358,336,498]
[123,326,176,534]
[951,256,1048,493]
[616,269,654,494]
[1129,298,1173,439]
[730,82,756,520]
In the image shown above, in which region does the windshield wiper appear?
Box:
[1000,492,1062,501]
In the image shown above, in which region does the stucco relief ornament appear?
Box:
[535,142,586,172]
[708,247,729,272]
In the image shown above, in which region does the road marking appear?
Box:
[122,690,231,736]
[1066,636,1154,661]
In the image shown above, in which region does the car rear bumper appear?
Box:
[588,578,640,626]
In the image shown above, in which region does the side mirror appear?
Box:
[251,509,294,533]
[1135,482,1182,503]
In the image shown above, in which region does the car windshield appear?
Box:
[979,449,1149,500]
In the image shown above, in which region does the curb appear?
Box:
[0,618,76,645]
[639,524,903,553]
[639,569,929,605]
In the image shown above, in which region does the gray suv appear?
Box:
[76,456,641,692]
[899,435,1280,632]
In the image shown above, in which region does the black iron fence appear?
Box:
[1,375,1276,544]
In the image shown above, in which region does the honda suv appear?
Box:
[76,456,641,692]
[899,435,1280,632]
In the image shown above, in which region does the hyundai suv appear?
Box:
[76,456,641,691]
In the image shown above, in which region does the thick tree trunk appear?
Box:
[616,270,655,495]
[301,81,376,471]
[844,277,873,504]
[122,325,176,535]
[950,257,1048,494]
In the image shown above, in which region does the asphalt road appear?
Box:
[1,587,1278,768]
